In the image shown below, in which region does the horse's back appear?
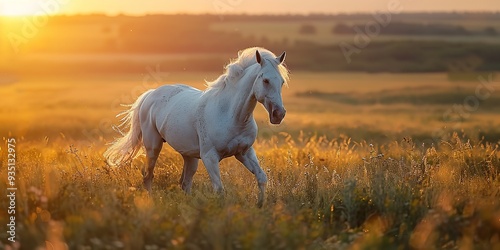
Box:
[140,84,203,157]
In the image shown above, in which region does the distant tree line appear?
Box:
[332,22,497,36]
[184,12,500,23]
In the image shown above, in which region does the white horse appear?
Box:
[104,47,289,207]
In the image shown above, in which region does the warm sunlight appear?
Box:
[2,0,500,16]
[0,0,45,16]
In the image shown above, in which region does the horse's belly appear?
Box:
[152,85,202,158]
[164,129,201,158]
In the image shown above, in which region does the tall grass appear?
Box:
[1,133,499,249]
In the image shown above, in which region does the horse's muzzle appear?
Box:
[270,106,286,124]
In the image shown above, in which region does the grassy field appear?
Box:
[2,72,500,142]
[1,71,500,249]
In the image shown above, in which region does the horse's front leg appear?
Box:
[235,147,267,208]
[201,149,224,193]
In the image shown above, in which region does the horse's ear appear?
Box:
[277,51,286,64]
[256,50,262,65]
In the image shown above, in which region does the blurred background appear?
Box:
[1,0,500,144]
[3,3,500,249]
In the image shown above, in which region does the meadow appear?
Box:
[1,71,500,249]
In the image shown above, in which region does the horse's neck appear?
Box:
[225,65,259,124]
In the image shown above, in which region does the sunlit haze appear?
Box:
[1,0,500,16]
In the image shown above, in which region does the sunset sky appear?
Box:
[1,0,500,16]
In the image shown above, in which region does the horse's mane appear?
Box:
[206,47,289,91]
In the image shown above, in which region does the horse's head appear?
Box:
[253,50,287,125]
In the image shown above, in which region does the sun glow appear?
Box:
[0,1,46,17]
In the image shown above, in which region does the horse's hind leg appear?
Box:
[180,155,199,193]
[142,129,163,192]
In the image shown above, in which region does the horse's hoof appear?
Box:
[143,182,152,193]
[257,200,263,208]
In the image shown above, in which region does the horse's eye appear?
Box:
[263,79,270,84]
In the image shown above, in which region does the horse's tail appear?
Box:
[104,89,155,166]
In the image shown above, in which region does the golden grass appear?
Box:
[0,133,499,249]
[0,72,499,248]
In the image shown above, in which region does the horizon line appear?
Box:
[2,10,499,18]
